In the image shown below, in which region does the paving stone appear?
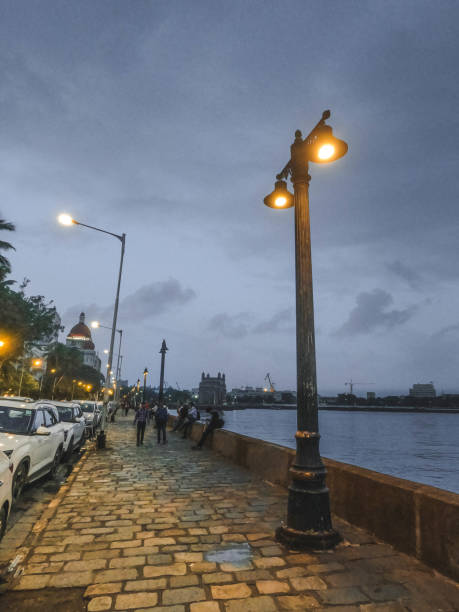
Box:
[93,568,138,582]
[254,557,286,569]
[232,569,273,582]
[162,586,207,605]
[87,596,112,611]
[203,572,235,584]
[361,583,409,601]
[276,566,309,579]
[256,579,290,594]
[211,583,252,599]
[190,602,220,612]
[109,555,146,568]
[309,562,345,574]
[223,595,277,611]
[13,574,51,590]
[290,575,328,591]
[318,586,370,605]
[115,592,158,609]
[276,594,321,609]
[220,561,253,572]
[85,582,123,596]
[49,570,94,587]
[143,562,187,577]
[174,552,203,562]
[146,553,173,565]
[170,574,199,587]
[64,559,106,571]
[190,561,217,573]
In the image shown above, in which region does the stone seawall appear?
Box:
[174,418,459,582]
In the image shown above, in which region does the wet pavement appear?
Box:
[0,415,457,611]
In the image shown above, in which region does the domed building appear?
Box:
[66,312,101,371]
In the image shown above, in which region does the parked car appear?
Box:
[77,401,100,438]
[0,450,13,541]
[45,402,86,460]
[0,400,65,502]
[0,396,33,403]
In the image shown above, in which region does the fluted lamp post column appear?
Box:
[143,368,148,403]
[264,110,348,550]
[158,340,168,402]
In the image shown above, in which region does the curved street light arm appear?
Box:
[275,109,331,178]
[74,221,124,242]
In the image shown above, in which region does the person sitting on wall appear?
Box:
[192,407,225,450]
[172,403,188,432]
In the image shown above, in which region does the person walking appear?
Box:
[155,403,169,444]
[134,403,148,446]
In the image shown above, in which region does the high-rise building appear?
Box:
[409,383,436,398]
[66,312,101,371]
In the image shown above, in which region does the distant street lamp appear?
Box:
[92,321,123,410]
[58,214,126,449]
[143,368,148,403]
[263,110,348,550]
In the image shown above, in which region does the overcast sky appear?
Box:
[1,1,459,396]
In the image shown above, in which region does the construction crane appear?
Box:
[344,380,375,395]
[176,382,181,391]
[264,373,275,393]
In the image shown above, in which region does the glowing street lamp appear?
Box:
[263,110,348,551]
[58,213,126,449]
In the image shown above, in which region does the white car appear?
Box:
[77,401,100,438]
[0,400,65,502]
[45,402,86,459]
[0,450,13,541]
[0,396,33,403]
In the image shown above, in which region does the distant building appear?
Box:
[409,383,436,398]
[198,372,226,405]
[66,312,101,372]
[367,391,376,401]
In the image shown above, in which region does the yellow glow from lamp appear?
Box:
[58,213,74,226]
[0,340,5,348]
[91,321,100,328]
[274,196,287,208]
[318,144,335,160]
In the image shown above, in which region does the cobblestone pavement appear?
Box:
[2,415,458,611]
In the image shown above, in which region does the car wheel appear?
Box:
[0,504,7,541]
[65,437,74,461]
[49,447,62,477]
[12,461,28,502]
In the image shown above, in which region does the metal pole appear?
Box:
[158,340,168,402]
[143,369,148,403]
[115,330,123,401]
[98,233,126,448]
[276,130,340,550]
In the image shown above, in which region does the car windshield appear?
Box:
[57,407,74,422]
[80,403,95,412]
[0,406,34,434]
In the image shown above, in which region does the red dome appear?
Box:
[67,313,95,350]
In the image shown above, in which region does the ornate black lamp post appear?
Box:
[264,110,348,550]
[158,340,168,402]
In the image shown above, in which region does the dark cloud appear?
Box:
[385,260,422,290]
[335,289,417,336]
[63,278,195,330]
[253,308,295,334]
[209,308,295,339]
[208,313,252,339]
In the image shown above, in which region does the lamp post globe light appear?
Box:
[58,214,126,448]
[264,110,348,550]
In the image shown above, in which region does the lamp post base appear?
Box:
[276,523,341,551]
[96,430,106,449]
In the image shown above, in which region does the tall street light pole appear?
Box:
[263,110,348,550]
[92,322,123,416]
[158,340,168,403]
[58,214,126,449]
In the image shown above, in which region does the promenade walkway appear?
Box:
[2,415,458,611]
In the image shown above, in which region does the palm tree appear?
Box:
[0,219,15,283]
